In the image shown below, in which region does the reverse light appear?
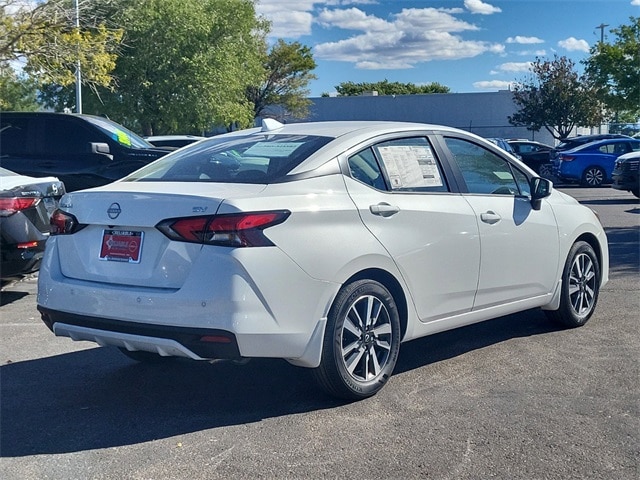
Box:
[50,209,86,235]
[0,197,39,216]
[156,210,290,247]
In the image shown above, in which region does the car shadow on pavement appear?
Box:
[605,227,640,276]
[0,309,564,457]
[0,290,29,306]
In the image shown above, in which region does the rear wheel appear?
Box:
[545,241,601,328]
[581,166,606,187]
[313,279,401,400]
[538,163,553,179]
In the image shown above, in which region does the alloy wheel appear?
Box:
[567,252,597,316]
[340,294,393,382]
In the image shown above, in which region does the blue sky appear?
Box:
[255,0,640,97]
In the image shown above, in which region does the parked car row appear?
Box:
[552,137,640,186]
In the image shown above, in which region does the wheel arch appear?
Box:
[345,268,409,341]
[574,231,604,274]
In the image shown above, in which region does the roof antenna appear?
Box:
[261,118,284,132]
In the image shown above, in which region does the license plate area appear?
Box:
[100,229,143,263]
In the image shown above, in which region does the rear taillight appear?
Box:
[0,197,39,216]
[50,209,86,235]
[560,155,576,162]
[156,210,290,247]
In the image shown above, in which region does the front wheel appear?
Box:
[313,279,401,400]
[545,241,601,328]
[581,166,606,187]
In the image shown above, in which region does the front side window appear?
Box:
[123,133,332,184]
[444,137,523,195]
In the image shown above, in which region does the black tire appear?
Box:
[313,279,401,400]
[545,241,601,328]
[118,347,177,363]
[581,166,606,187]
[632,188,639,199]
[538,163,553,179]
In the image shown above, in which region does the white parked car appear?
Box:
[38,120,608,399]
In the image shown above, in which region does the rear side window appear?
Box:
[124,133,332,183]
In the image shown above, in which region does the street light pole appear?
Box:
[75,0,82,114]
[595,23,609,44]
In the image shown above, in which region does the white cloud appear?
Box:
[317,8,391,32]
[496,62,532,73]
[558,37,590,52]
[516,49,547,56]
[473,80,515,90]
[255,1,317,37]
[464,0,502,15]
[314,7,503,69]
[506,36,544,45]
[632,0,640,6]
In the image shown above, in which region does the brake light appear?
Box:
[0,197,39,216]
[560,155,576,162]
[50,209,86,235]
[156,210,290,247]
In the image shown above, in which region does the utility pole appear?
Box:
[595,23,609,44]
[75,0,82,114]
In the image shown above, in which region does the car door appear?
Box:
[343,135,481,322]
[439,135,560,310]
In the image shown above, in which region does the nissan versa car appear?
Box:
[37,121,609,400]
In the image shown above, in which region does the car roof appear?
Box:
[571,137,640,151]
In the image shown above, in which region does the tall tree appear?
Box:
[0,62,38,110]
[509,55,605,140]
[79,0,268,135]
[584,17,640,119]
[0,0,122,92]
[331,80,450,96]
[246,39,317,121]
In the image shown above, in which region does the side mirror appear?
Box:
[530,177,552,211]
[90,142,113,159]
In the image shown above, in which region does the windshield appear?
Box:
[123,133,333,184]
[83,116,153,149]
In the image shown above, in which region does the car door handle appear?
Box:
[480,211,501,224]
[370,203,400,217]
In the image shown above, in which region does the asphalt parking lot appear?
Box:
[1,187,638,480]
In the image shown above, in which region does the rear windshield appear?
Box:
[83,116,153,149]
[123,133,333,184]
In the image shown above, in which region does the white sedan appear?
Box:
[38,120,608,399]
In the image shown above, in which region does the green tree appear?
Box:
[0,0,122,92]
[76,0,268,135]
[246,39,317,121]
[0,63,38,110]
[509,55,605,140]
[584,17,640,119]
[331,80,450,96]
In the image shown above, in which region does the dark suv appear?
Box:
[0,112,169,191]
[611,151,640,198]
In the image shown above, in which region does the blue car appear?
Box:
[554,138,640,186]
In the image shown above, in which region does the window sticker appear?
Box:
[243,142,303,157]
[113,129,132,147]
[378,145,443,188]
